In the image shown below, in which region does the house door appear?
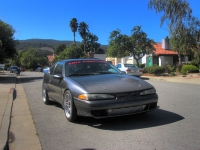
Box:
[147,56,152,67]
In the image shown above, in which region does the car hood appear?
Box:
[70,74,153,93]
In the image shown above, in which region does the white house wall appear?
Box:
[94,54,106,60]
[105,55,147,65]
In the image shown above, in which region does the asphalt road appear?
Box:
[19,72,200,150]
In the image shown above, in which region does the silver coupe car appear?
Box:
[42,58,158,122]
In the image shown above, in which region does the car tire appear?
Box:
[63,90,77,122]
[42,83,50,105]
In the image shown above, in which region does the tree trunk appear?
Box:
[177,53,182,73]
[136,59,139,67]
[84,42,86,54]
[73,32,76,45]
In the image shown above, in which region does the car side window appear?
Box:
[50,64,56,75]
[53,62,63,75]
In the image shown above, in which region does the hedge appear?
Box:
[181,65,199,74]
[143,65,165,75]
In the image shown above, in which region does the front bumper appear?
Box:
[73,93,158,118]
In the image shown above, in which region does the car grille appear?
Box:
[115,91,140,99]
[107,106,144,115]
[91,102,158,117]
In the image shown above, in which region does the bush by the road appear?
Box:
[181,65,199,74]
[143,65,165,75]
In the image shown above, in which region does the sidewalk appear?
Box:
[142,73,200,85]
[0,71,199,150]
[0,73,16,150]
[0,72,41,150]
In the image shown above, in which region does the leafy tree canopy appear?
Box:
[107,26,155,67]
[0,19,18,63]
[130,26,155,65]
[20,47,48,69]
[56,43,86,61]
[78,22,89,53]
[85,32,103,54]
[54,44,66,55]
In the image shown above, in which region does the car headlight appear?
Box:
[140,88,156,95]
[78,94,115,101]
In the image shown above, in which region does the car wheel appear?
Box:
[42,83,50,105]
[63,90,77,122]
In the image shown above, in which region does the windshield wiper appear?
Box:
[67,73,95,77]
[97,71,117,74]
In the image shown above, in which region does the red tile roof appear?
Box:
[47,55,54,62]
[154,43,178,55]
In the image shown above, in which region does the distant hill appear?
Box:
[16,39,108,53]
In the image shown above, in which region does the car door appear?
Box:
[45,64,56,99]
[48,62,64,104]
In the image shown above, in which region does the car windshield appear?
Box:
[124,64,138,68]
[65,60,121,76]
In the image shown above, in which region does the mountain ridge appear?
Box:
[16,39,108,52]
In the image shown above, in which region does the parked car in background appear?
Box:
[116,63,143,77]
[9,66,19,73]
[42,58,158,122]
[43,67,50,74]
[35,67,43,72]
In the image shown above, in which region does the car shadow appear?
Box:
[19,76,43,83]
[0,76,16,84]
[48,101,63,109]
[75,109,184,131]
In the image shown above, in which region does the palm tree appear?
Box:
[78,22,89,53]
[86,32,99,53]
[69,18,78,44]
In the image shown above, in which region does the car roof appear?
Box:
[59,58,102,63]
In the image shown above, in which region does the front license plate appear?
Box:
[107,106,143,115]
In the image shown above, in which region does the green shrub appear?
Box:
[170,72,176,76]
[139,63,146,68]
[165,65,175,73]
[143,65,165,75]
[142,67,148,73]
[153,66,165,75]
[181,65,199,74]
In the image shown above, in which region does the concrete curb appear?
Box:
[0,87,16,150]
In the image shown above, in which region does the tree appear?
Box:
[85,32,102,53]
[54,44,66,55]
[20,48,48,69]
[69,18,78,44]
[148,0,200,71]
[0,20,18,63]
[78,22,89,54]
[107,29,130,58]
[57,43,86,60]
[130,26,155,67]
[107,27,154,67]
[148,0,192,32]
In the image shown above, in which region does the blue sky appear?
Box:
[0,0,199,45]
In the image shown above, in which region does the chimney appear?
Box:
[162,36,171,50]
[87,51,94,58]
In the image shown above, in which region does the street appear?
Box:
[18,72,200,150]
